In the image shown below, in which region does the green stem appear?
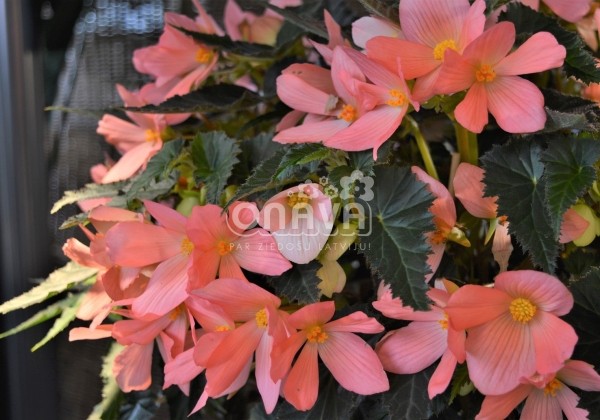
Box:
[408,116,439,180]
[467,129,479,165]
[454,122,478,165]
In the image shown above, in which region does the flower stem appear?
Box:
[407,116,439,180]
[454,122,478,165]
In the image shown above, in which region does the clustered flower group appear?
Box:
[54,0,600,418]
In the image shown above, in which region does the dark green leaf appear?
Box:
[485,0,511,14]
[268,261,321,304]
[277,144,330,177]
[191,132,242,204]
[254,0,328,38]
[542,90,600,133]
[31,294,83,351]
[359,166,434,310]
[381,365,437,420]
[482,141,558,273]
[59,212,90,230]
[179,29,276,57]
[355,0,398,22]
[126,85,260,114]
[51,182,126,214]
[541,137,600,233]
[125,139,184,200]
[499,4,600,83]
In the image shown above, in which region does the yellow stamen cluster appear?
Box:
[509,298,537,323]
[255,308,268,328]
[430,229,447,245]
[195,46,213,64]
[306,325,328,343]
[338,104,357,123]
[498,215,508,225]
[387,89,408,107]
[216,240,234,256]
[215,325,231,332]
[439,313,449,330]
[181,237,194,256]
[144,129,161,143]
[433,39,458,61]
[543,378,563,397]
[287,192,311,209]
[476,64,496,83]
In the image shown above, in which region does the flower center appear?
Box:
[144,129,162,143]
[255,308,268,328]
[195,46,213,64]
[338,104,357,123]
[216,240,234,256]
[476,64,496,83]
[438,313,449,330]
[287,192,311,209]
[387,89,408,107]
[181,237,194,256]
[543,378,562,397]
[215,325,231,332]
[430,229,447,245]
[433,39,458,61]
[509,298,537,323]
[169,305,183,321]
[306,325,328,343]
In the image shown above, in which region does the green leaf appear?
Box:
[381,365,438,420]
[191,132,242,204]
[88,342,124,420]
[59,212,90,230]
[484,0,511,14]
[482,141,558,273]
[358,166,434,310]
[268,261,321,305]
[355,0,399,21]
[51,182,126,214]
[31,293,83,351]
[0,262,98,314]
[0,295,74,339]
[499,4,600,83]
[542,90,600,133]
[253,0,328,39]
[126,84,260,114]
[125,139,185,200]
[179,29,276,57]
[276,144,330,178]
[541,137,600,233]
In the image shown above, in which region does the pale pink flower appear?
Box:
[437,22,566,133]
[445,270,578,395]
[351,16,401,50]
[258,184,333,264]
[187,202,291,287]
[271,301,389,411]
[374,280,466,398]
[366,0,486,102]
[477,360,600,419]
[576,8,600,51]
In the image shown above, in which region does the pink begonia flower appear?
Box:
[190,279,289,414]
[374,280,466,398]
[258,183,333,264]
[187,202,292,287]
[437,21,566,133]
[352,16,401,50]
[577,8,600,51]
[311,10,350,64]
[445,270,578,395]
[477,360,600,420]
[133,1,221,97]
[411,166,463,281]
[270,301,388,411]
[106,200,195,317]
[366,0,486,102]
[111,305,188,392]
[518,0,591,23]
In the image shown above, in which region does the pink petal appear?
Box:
[255,332,281,414]
[411,69,442,103]
[218,254,246,280]
[400,0,470,47]
[283,343,320,411]
[282,63,336,94]
[521,387,563,420]
[428,349,458,398]
[454,82,489,133]
[188,249,220,289]
[445,285,511,330]
[341,46,410,92]
[319,332,389,395]
[476,384,531,420]
[531,311,577,375]
[492,222,512,272]
[352,17,401,49]
[331,48,365,105]
[232,229,292,275]
[276,110,306,131]
[436,49,477,94]
[276,73,339,115]
[288,301,335,329]
[458,0,486,48]
[453,163,498,219]
[62,238,100,268]
[272,217,333,264]
[270,331,307,382]
[131,254,190,317]
[324,311,384,334]
[367,37,438,79]
[495,32,566,76]
[544,0,591,23]
[101,141,162,183]
[558,360,600,391]
[273,118,348,144]
[187,204,232,249]
[376,321,447,374]
[486,76,546,133]
[555,383,589,420]
[112,316,171,346]
[144,200,187,233]
[69,325,113,341]
[96,114,147,151]
[465,312,536,395]
[426,243,445,282]
[462,21,515,66]
[494,270,574,315]
[113,343,153,392]
[163,348,204,391]
[77,282,112,321]
[559,208,589,243]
